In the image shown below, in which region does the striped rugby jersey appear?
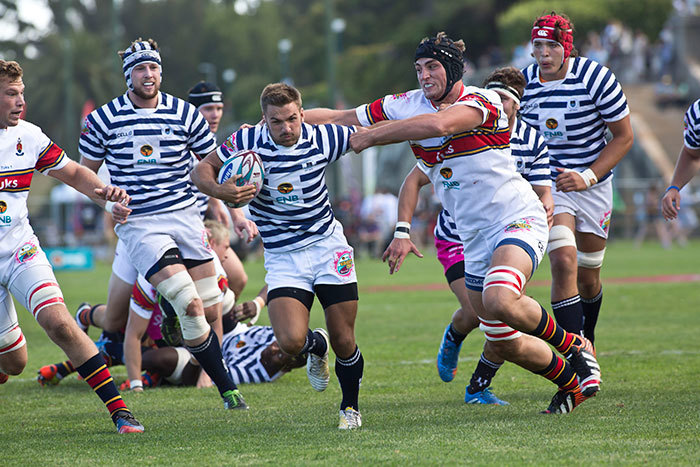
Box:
[683,99,700,149]
[217,122,355,252]
[356,85,540,233]
[521,56,629,183]
[434,118,549,243]
[1,120,68,255]
[79,92,216,217]
[221,324,280,384]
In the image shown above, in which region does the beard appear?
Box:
[133,82,159,100]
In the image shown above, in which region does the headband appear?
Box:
[122,41,162,91]
[188,82,223,109]
[485,81,521,106]
[415,36,465,101]
[531,14,573,59]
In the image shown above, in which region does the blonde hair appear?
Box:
[204,219,230,245]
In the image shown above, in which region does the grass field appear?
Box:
[2,240,699,465]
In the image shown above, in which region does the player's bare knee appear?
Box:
[487,338,521,361]
[0,327,27,374]
[329,334,355,358]
[0,356,26,375]
[277,335,305,356]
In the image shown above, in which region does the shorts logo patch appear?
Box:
[439,168,453,179]
[16,241,38,263]
[545,118,558,129]
[334,250,354,277]
[600,209,612,234]
[504,217,534,233]
[140,145,154,157]
[202,229,212,251]
[277,182,293,194]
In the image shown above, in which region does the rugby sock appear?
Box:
[534,351,578,391]
[186,329,237,396]
[446,323,468,345]
[530,306,583,356]
[78,304,102,327]
[466,353,502,394]
[582,289,603,344]
[76,354,129,420]
[551,295,583,334]
[300,329,328,358]
[335,346,363,411]
[54,360,76,379]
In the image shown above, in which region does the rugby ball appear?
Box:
[217,149,264,208]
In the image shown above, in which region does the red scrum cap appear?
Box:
[531,13,573,59]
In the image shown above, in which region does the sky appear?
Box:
[0,0,53,41]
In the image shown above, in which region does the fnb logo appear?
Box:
[277,183,293,194]
[276,195,299,204]
[439,168,453,179]
[545,118,558,129]
[140,145,153,156]
[441,181,460,190]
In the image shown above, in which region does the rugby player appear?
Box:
[306,33,601,413]
[661,99,700,220]
[192,83,365,429]
[0,59,143,433]
[78,38,255,410]
[521,12,634,344]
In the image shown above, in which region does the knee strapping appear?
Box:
[483,266,526,297]
[577,248,606,269]
[0,325,25,354]
[180,315,210,341]
[194,276,222,308]
[156,271,199,317]
[28,282,64,318]
[547,225,576,253]
[478,319,522,342]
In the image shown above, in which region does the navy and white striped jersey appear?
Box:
[217,122,356,252]
[511,118,550,186]
[434,118,550,243]
[683,99,700,149]
[520,56,629,183]
[79,92,216,217]
[221,325,279,384]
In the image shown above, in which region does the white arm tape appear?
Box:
[580,168,598,188]
[130,379,143,390]
[250,296,265,325]
[105,201,116,213]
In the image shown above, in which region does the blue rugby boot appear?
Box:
[464,387,509,405]
[437,324,462,382]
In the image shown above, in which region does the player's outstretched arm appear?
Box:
[350,105,483,153]
[662,145,700,220]
[50,159,132,223]
[304,108,361,126]
[192,150,257,206]
[123,309,150,392]
[382,167,430,274]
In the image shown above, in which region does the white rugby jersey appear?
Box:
[521,56,630,182]
[79,92,216,217]
[434,118,549,243]
[221,324,280,384]
[1,120,68,255]
[683,99,700,149]
[217,122,355,252]
[357,85,540,234]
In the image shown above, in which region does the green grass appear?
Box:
[2,240,700,465]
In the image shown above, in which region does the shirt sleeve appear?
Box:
[683,100,700,150]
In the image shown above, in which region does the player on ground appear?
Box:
[521,12,634,344]
[78,38,255,410]
[192,83,365,428]
[0,59,143,433]
[308,33,601,413]
[390,66,553,405]
[661,99,700,220]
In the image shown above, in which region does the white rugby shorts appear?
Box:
[112,238,138,284]
[264,223,357,292]
[114,205,214,278]
[553,177,613,239]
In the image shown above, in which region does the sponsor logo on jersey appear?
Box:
[334,250,354,277]
[81,118,91,136]
[236,339,246,349]
[0,200,7,213]
[15,138,24,157]
[16,241,38,263]
[224,137,237,152]
[440,168,453,179]
[115,130,133,138]
[0,199,9,225]
[163,128,171,135]
[391,92,409,101]
[202,229,212,251]
[569,100,577,109]
[545,118,558,129]
[140,145,154,156]
[599,209,611,234]
[277,182,294,194]
[0,179,18,191]
[504,217,534,233]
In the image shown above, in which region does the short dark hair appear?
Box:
[260,83,302,113]
[0,60,23,83]
[482,66,526,99]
